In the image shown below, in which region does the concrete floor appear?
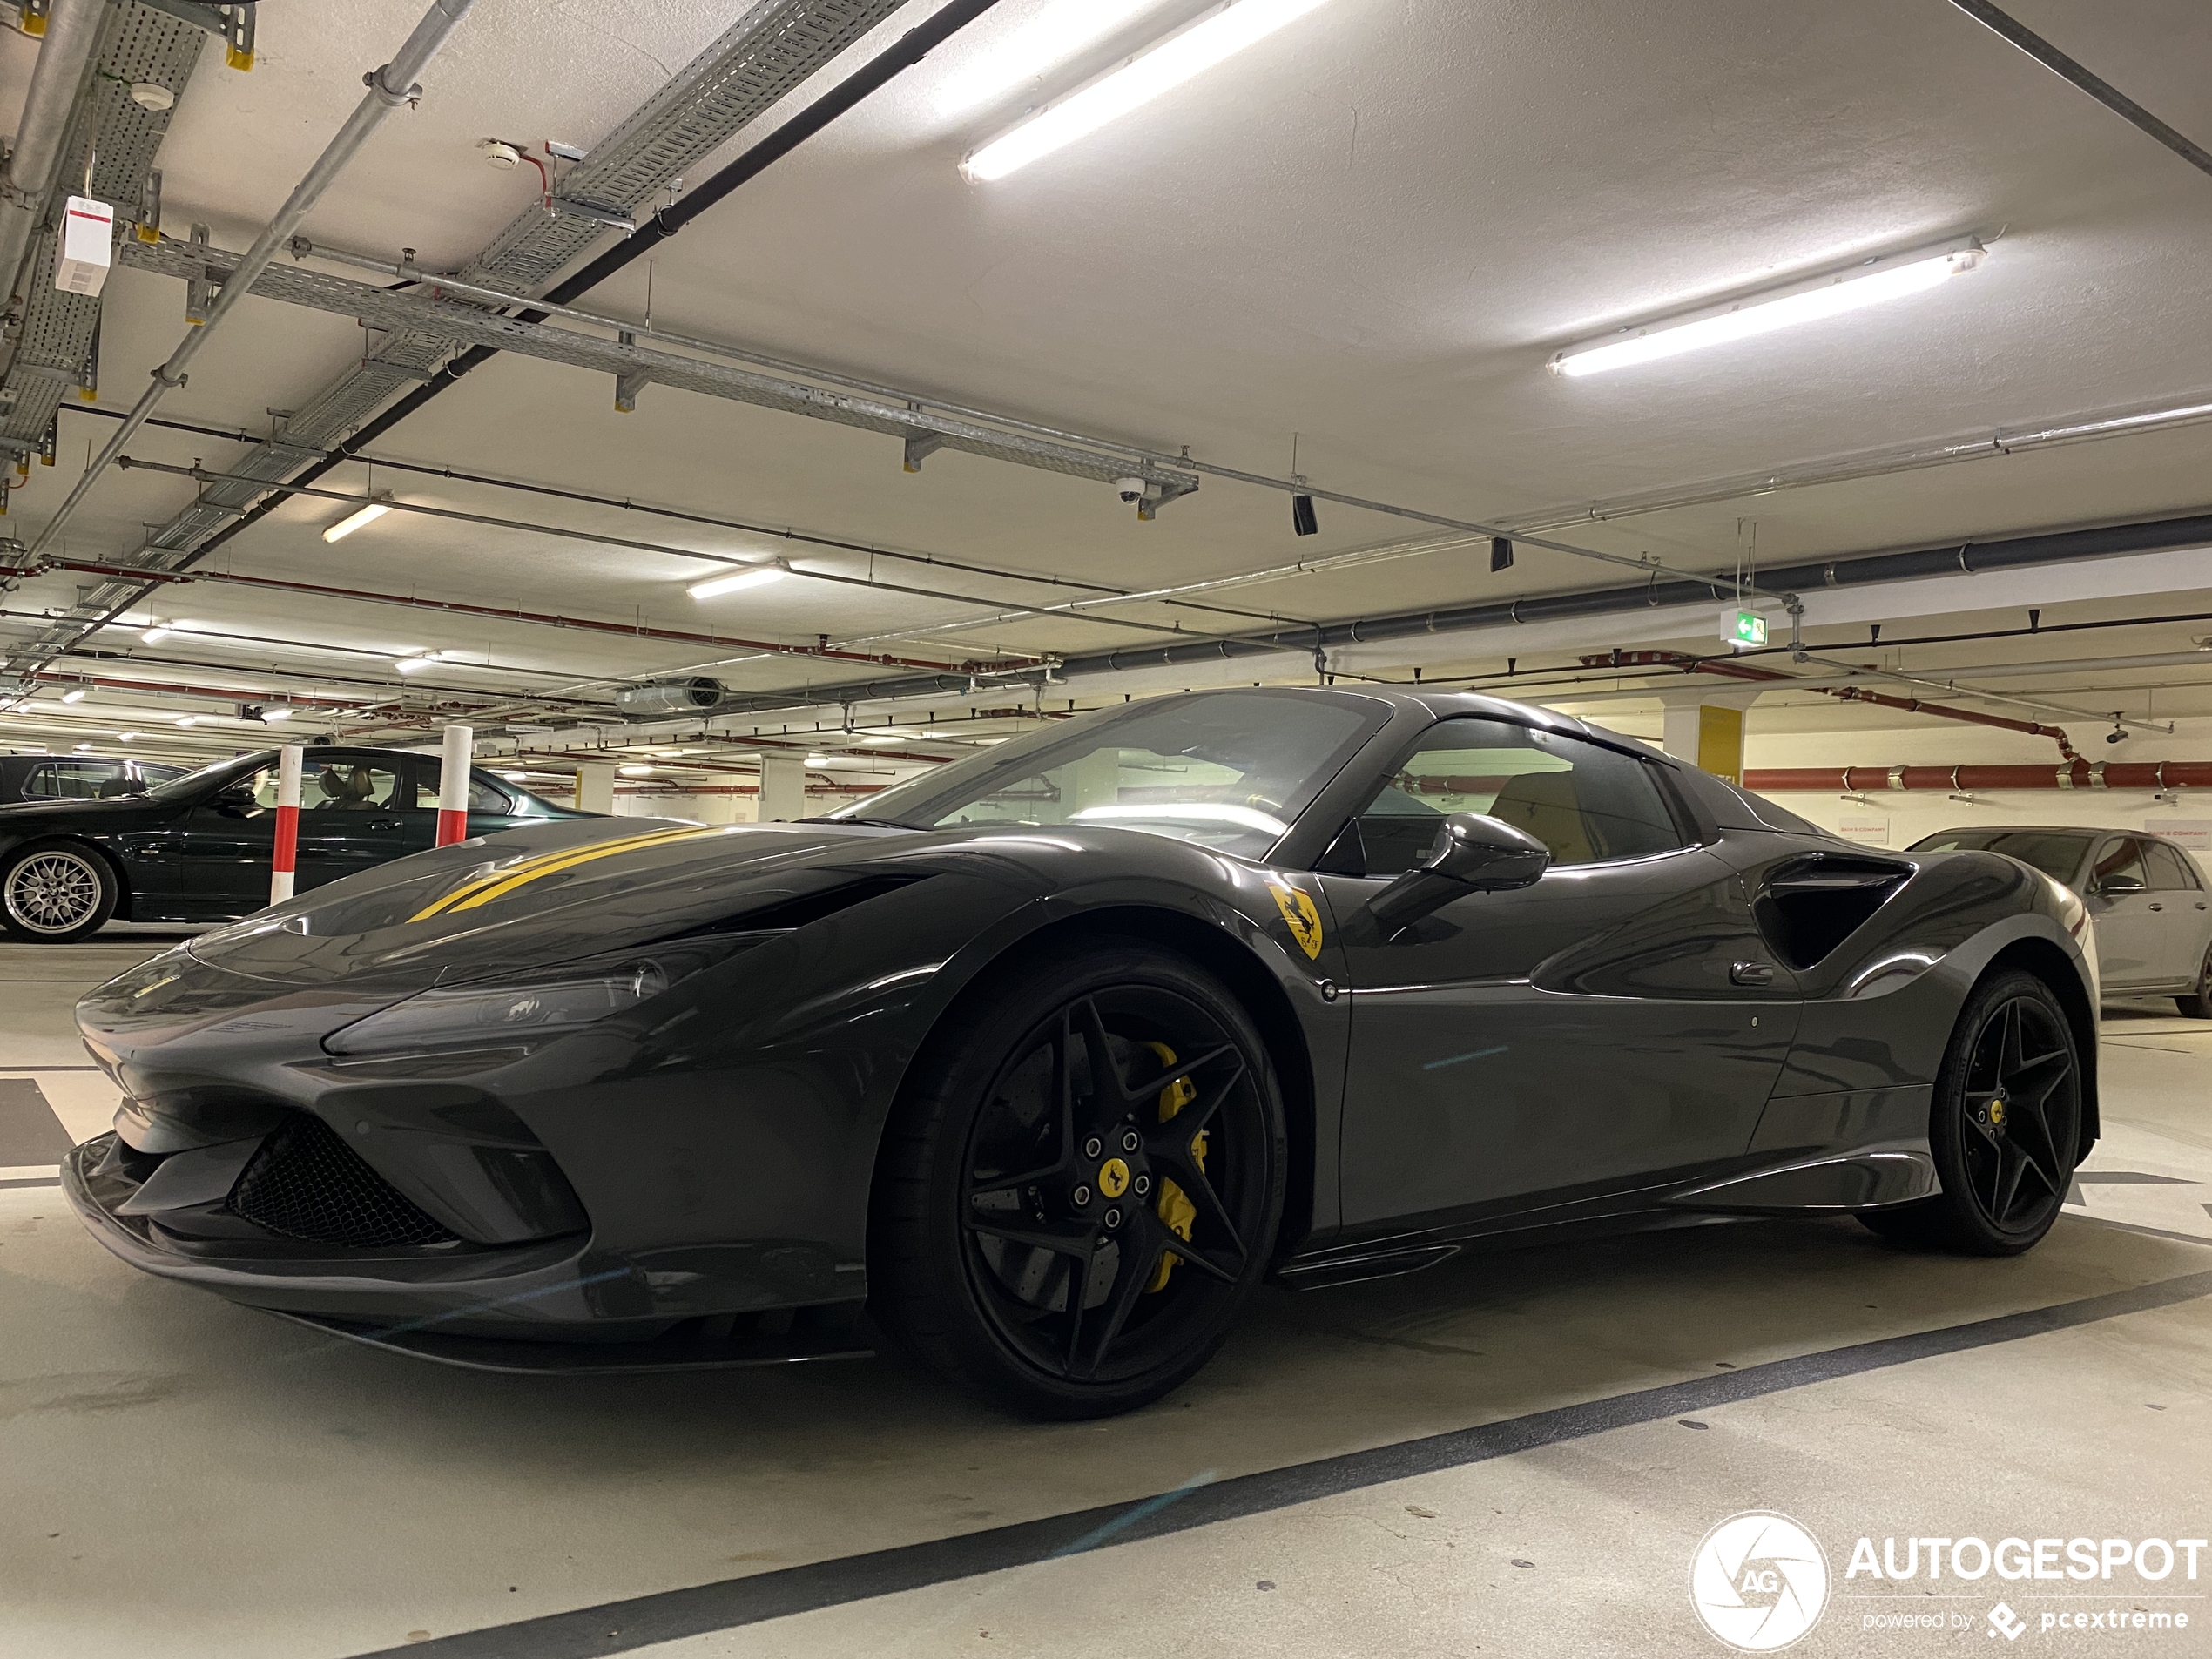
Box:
[3,941,2209,1658]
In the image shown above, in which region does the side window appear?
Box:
[24,759,125,799]
[271,758,408,813]
[468,775,514,814]
[2145,841,2202,891]
[2091,838,2151,894]
[1331,718,1684,877]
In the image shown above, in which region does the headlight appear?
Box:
[323,935,769,1059]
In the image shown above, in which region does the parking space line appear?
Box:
[355,1261,2212,1659]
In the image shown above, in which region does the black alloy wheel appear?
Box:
[1860,969,2082,1255]
[871,941,1285,1418]
[2175,942,2212,1019]
[0,840,118,942]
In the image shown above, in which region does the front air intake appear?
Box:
[229,1115,459,1249]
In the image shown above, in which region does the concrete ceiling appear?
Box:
[3,0,2210,782]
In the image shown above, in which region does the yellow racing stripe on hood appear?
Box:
[408,825,725,923]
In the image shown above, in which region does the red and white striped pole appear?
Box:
[269,744,302,904]
[436,724,473,846]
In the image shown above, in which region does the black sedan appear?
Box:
[64,689,2098,1418]
[0,744,590,941]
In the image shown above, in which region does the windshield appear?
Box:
[1910,829,2092,885]
[834,691,1391,860]
[145,752,273,800]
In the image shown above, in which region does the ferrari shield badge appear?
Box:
[1268,881,1325,961]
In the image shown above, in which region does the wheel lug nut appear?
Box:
[1073,1185,1091,1205]
[1134,1173,1151,1196]
[1083,1137,1102,1158]
[1104,1207,1123,1228]
[1121,1129,1140,1152]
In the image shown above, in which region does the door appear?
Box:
[295,754,433,886]
[2141,840,2211,988]
[2085,836,2162,988]
[176,753,424,914]
[1318,717,1801,1233]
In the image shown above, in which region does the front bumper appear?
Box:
[64,1136,873,1368]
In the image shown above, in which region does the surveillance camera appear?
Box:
[1114,476,1148,505]
[2107,728,2131,745]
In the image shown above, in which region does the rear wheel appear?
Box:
[1858,970,2081,1255]
[870,941,1285,1419]
[2174,942,2212,1018]
[0,841,117,942]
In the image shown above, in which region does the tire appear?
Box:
[1858,969,2082,1256]
[869,939,1287,1419]
[0,840,118,942]
[2174,942,2212,1018]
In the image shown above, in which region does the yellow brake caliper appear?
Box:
[1143,1041,1205,1292]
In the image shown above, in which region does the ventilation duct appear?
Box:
[616,678,726,717]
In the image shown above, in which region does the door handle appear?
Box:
[2149,902,2165,912]
[1730,961,1777,987]
[367,817,404,831]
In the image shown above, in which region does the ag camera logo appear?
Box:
[1690,1511,1831,1651]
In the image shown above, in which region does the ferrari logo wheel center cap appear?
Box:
[1098,1157,1131,1199]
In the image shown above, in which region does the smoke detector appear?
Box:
[478,138,523,170]
[129,83,175,111]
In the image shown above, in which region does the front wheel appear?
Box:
[1858,970,2082,1255]
[870,941,1286,1419]
[2174,942,2212,1018]
[0,841,118,942]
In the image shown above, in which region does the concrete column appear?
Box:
[576,763,616,815]
[1659,691,1757,785]
[759,754,806,822]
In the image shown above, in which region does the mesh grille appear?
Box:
[230,1116,459,1250]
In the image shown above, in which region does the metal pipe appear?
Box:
[0,556,999,671]
[1693,658,2082,759]
[1559,648,2212,706]
[150,0,1015,583]
[1747,763,2212,793]
[1946,0,2212,181]
[28,0,482,559]
[0,0,104,306]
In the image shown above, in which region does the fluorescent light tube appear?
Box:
[617,764,652,777]
[687,564,786,600]
[141,624,171,644]
[934,0,1157,117]
[263,708,293,722]
[395,651,445,674]
[1550,241,1987,378]
[964,0,1336,182]
[60,688,86,703]
[324,497,392,543]
[175,715,199,727]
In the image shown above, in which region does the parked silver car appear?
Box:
[1910,826,2212,1014]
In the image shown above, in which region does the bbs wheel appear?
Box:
[871,941,1286,1419]
[1859,969,2081,1256]
[0,841,118,942]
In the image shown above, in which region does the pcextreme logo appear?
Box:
[1689,1512,1831,1652]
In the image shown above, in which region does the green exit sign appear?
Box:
[1729,608,1769,648]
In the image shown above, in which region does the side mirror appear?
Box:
[209,786,257,815]
[1363,812,1552,939]
[2095,873,2147,896]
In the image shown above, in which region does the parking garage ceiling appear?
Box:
[1,0,2209,784]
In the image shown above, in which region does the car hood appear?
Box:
[178,816,916,990]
